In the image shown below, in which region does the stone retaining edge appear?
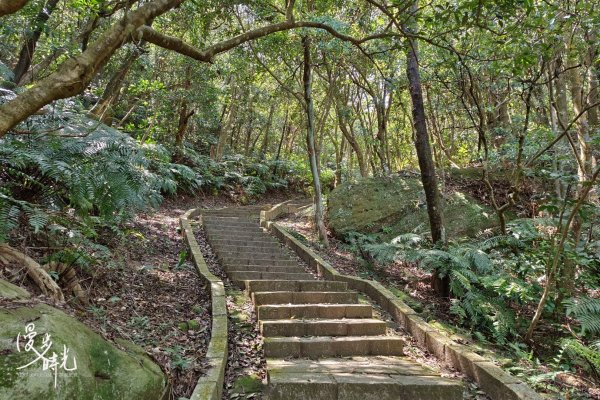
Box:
[181,209,228,400]
[260,206,542,400]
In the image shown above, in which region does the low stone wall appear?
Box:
[180,209,228,400]
[262,213,542,400]
[260,200,297,228]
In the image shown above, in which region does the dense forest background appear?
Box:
[0,0,599,398]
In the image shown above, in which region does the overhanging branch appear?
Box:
[0,0,29,17]
[138,21,396,64]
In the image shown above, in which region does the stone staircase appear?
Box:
[202,206,463,400]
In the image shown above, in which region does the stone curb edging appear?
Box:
[181,209,228,400]
[260,204,542,400]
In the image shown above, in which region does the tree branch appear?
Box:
[0,0,29,17]
[0,0,184,136]
[138,21,394,64]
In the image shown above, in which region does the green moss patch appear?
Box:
[328,176,498,240]
[0,299,166,400]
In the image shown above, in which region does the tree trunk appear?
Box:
[303,35,328,246]
[273,106,289,174]
[215,88,238,160]
[175,102,194,148]
[91,50,140,124]
[18,15,100,86]
[404,0,447,296]
[375,101,391,174]
[260,103,275,159]
[12,0,60,84]
[335,100,367,177]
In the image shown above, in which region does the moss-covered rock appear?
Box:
[0,295,166,400]
[0,279,31,300]
[328,176,497,240]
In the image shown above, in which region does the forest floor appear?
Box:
[277,213,600,400]
[0,192,289,399]
[78,193,291,399]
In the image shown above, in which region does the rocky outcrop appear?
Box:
[328,176,497,240]
[0,280,167,400]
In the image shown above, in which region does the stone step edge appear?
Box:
[266,372,463,400]
[263,336,404,358]
[181,208,227,400]
[252,291,359,306]
[262,218,543,400]
[257,304,373,320]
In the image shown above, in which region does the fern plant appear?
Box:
[565,297,600,337]
[556,338,600,381]
[0,109,166,242]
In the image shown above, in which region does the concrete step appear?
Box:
[229,272,314,287]
[222,258,298,267]
[266,356,439,375]
[212,244,286,253]
[202,216,258,221]
[252,291,358,306]
[202,210,260,215]
[207,234,274,242]
[225,263,305,272]
[263,336,404,358]
[209,238,279,247]
[205,226,264,234]
[245,280,347,294]
[218,252,292,261]
[203,221,261,228]
[222,265,307,273]
[257,304,373,320]
[217,251,292,260]
[260,318,387,337]
[203,217,259,224]
[266,359,462,400]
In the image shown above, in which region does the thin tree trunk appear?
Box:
[303,35,328,246]
[18,15,100,86]
[375,101,391,174]
[91,50,140,124]
[404,0,447,296]
[335,100,367,177]
[175,103,194,148]
[215,88,238,160]
[12,0,60,84]
[260,103,276,159]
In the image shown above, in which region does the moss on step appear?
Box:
[232,374,264,395]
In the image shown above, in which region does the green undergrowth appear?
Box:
[287,211,600,398]
[0,100,308,290]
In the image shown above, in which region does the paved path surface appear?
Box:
[202,205,463,400]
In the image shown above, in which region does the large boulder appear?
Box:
[0,281,167,400]
[328,175,497,240]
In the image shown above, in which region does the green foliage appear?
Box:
[0,100,305,244]
[165,345,192,370]
[556,339,600,381]
[565,298,600,337]
[0,117,163,242]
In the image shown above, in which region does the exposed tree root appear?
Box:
[43,261,89,306]
[0,244,65,302]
